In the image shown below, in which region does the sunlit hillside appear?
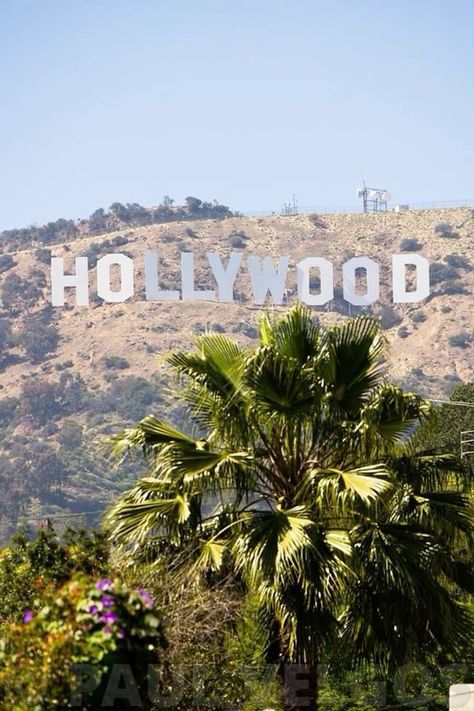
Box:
[0,205,472,535]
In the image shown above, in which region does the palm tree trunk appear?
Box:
[283,662,318,711]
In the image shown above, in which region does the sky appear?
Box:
[0,0,473,230]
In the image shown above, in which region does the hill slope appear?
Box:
[0,206,472,535]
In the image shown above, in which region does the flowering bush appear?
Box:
[0,576,166,710]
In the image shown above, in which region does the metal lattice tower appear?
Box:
[281,193,298,216]
[357,180,391,213]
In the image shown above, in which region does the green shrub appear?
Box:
[400,238,422,251]
[308,213,327,228]
[398,326,409,339]
[35,247,52,265]
[430,262,459,284]
[229,230,248,248]
[0,576,166,710]
[103,355,129,370]
[444,254,472,270]
[449,333,472,348]
[230,234,245,248]
[18,315,60,363]
[434,222,459,238]
[104,371,119,383]
[0,528,108,624]
[443,280,469,295]
[209,322,225,333]
[410,311,427,323]
[0,254,15,273]
[379,306,402,329]
[112,235,129,247]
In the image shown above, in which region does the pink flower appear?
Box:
[101,611,119,625]
[95,578,113,591]
[23,610,34,624]
[100,594,114,608]
[136,588,154,608]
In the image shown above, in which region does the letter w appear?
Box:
[247,256,288,305]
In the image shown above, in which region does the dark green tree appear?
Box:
[18,314,59,363]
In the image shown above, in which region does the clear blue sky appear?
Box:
[1,0,473,230]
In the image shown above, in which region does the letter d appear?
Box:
[392,254,430,303]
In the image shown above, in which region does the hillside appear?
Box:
[0,206,472,536]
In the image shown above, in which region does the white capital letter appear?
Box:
[343,257,380,306]
[51,257,89,306]
[392,254,430,303]
[97,254,134,303]
[181,252,215,301]
[247,256,288,305]
[144,252,180,300]
[296,257,333,305]
[207,252,242,303]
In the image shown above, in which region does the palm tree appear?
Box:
[107,306,474,710]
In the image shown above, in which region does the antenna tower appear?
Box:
[357,180,391,213]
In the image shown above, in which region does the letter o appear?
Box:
[342,257,380,306]
[97,254,134,303]
[296,257,334,305]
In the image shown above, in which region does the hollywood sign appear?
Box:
[50,252,431,307]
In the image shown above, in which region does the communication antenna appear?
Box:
[357,179,391,213]
[281,193,299,216]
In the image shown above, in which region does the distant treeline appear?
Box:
[0,196,239,252]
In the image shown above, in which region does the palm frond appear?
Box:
[312,464,392,505]
[259,305,321,364]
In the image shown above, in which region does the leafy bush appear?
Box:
[308,213,327,228]
[20,372,87,425]
[112,235,128,247]
[409,311,427,323]
[0,528,109,624]
[444,253,472,270]
[103,355,130,370]
[1,273,42,314]
[434,222,459,238]
[0,576,165,710]
[35,247,52,264]
[18,314,60,363]
[209,323,225,333]
[430,262,459,285]
[398,326,409,339]
[0,254,15,273]
[443,280,469,295]
[0,319,13,359]
[89,376,161,421]
[449,333,472,348]
[57,420,83,449]
[378,306,402,329]
[0,396,19,429]
[400,238,422,251]
[229,230,248,249]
